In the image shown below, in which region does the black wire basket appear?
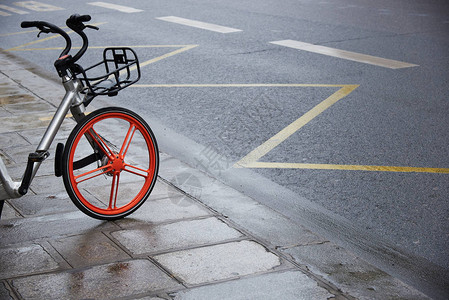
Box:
[77,47,140,97]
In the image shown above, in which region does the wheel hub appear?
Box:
[110,154,124,173]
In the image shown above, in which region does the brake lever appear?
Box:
[37,25,51,38]
[86,25,99,31]
[37,29,50,38]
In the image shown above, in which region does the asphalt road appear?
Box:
[1,0,448,297]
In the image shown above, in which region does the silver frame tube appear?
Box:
[0,157,21,199]
[36,89,75,152]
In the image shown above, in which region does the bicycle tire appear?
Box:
[62,107,159,220]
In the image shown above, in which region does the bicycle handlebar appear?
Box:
[21,14,98,75]
[65,14,94,63]
[21,20,72,58]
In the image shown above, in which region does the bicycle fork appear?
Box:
[17,76,86,196]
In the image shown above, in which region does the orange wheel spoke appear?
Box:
[119,124,137,159]
[74,165,112,184]
[123,163,150,178]
[108,172,120,210]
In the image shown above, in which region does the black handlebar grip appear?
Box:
[77,15,91,22]
[21,21,39,28]
[65,14,93,63]
[66,14,92,32]
[67,14,91,25]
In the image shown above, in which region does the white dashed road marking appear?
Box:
[270,39,419,69]
[157,16,242,33]
[88,2,143,13]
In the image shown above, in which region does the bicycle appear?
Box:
[0,14,159,220]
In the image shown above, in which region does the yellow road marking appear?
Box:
[0,29,39,37]
[6,33,62,51]
[240,162,449,174]
[232,85,358,167]
[0,4,28,15]
[13,1,63,12]
[133,83,350,88]
[137,45,198,69]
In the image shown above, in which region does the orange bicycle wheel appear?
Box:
[62,107,159,220]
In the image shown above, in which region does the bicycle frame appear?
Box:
[0,75,87,200]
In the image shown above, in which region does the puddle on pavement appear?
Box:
[0,94,35,105]
[0,150,14,165]
[0,88,21,97]
[0,114,50,133]
[4,101,54,114]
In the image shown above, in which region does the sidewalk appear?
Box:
[0,49,429,300]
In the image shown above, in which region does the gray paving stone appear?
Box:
[0,211,118,247]
[144,180,176,202]
[50,232,130,268]
[0,107,11,117]
[0,201,22,220]
[27,174,66,195]
[212,201,325,248]
[11,259,180,300]
[0,132,30,148]
[283,242,429,300]
[173,270,334,300]
[158,156,196,181]
[4,101,55,115]
[3,69,64,108]
[116,197,211,227]
[4,157,55,179]
[2,144,51,165]
[0,281,14,300]
[112,217,243,255]
[154,240,281,285]
[0,59,19,72]
[8,193,76,217]
[18,120,74,144]
[0,114,51,134]
[161,157,325,248]
[0,244,60,279]
[0,150,14,167]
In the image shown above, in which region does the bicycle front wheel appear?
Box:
[62,107,159,220]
